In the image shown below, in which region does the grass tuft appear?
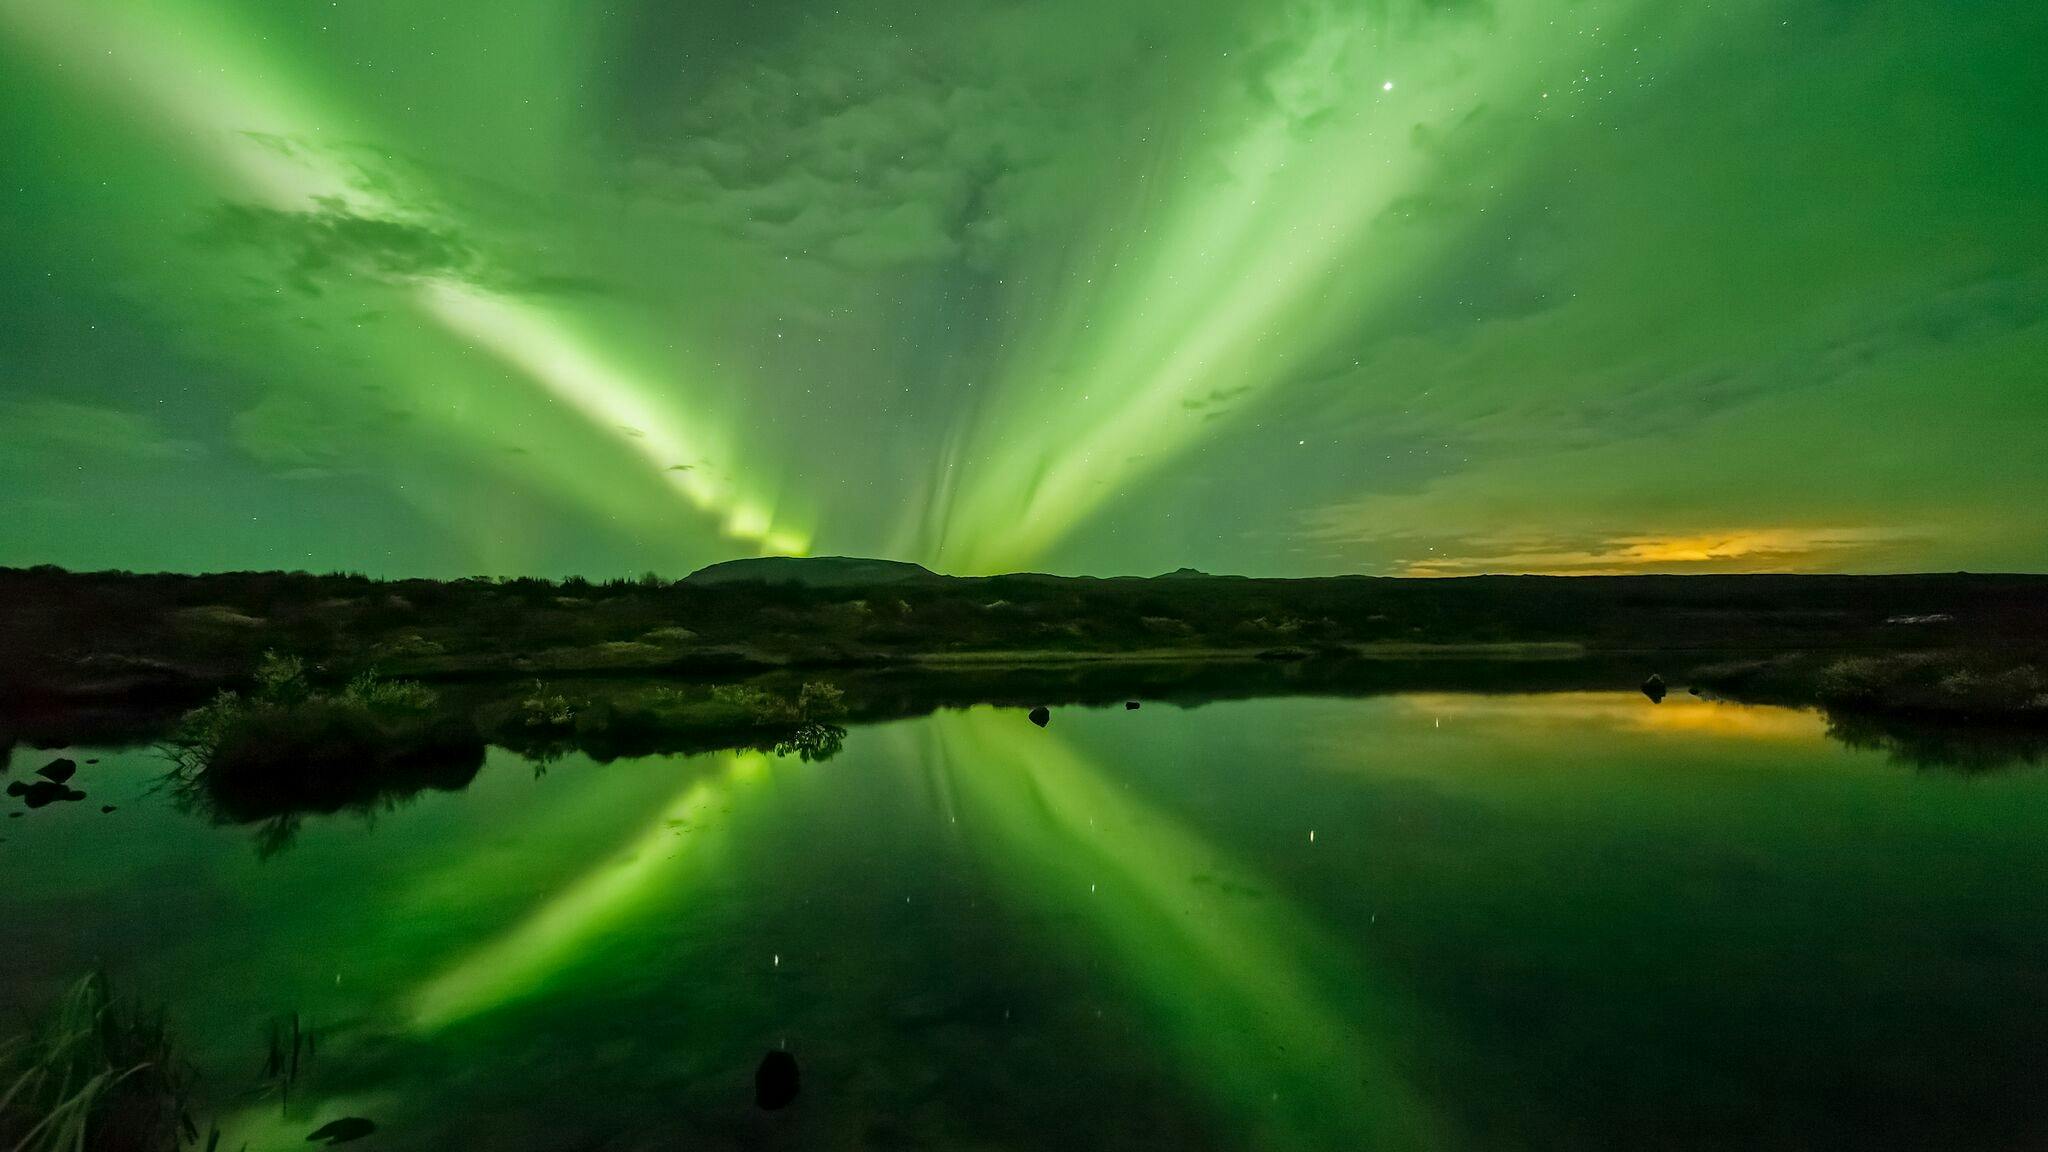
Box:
[1,973,196,1152]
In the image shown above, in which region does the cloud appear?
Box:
[0,400,202,464]
[613,25,1096,274]
[1181,385,1254,415]
[197,191,612,302]
[198,199,475,294]
[230,392,410,475]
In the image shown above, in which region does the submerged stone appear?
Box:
[756,1049,800,1110]
[306,1117,377,1144]
[20,780,85,808]
[37,757,77,784]
[1028,706,1050,728]
[1125,701,1141,710]
[1641,674,1667,703]
[101,805,117,814]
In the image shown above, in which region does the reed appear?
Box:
[1,973,199,1152]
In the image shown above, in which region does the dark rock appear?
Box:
[85,758,99,765]
[5,781,23,797]
[755,1049,800,1110]
[1028,706,1050,728]
[101,805,117,814]
[306,1117,377,1144]
[1125,701,1141,710]
[37,758,77,784]
[21,780,85,808]
[7,811,20,818]
[1641,674,1667,703]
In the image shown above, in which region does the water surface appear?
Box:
[5,692,2047,1150]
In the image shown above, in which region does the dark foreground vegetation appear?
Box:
[2,973,352,1151]
[3,561,2046,827]
[0,974,201,1152]
[138,651,850,856]
[5,561,2045,697]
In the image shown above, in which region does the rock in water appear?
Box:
[306,1117,377,1145]
[20,780,83,809]
[1641,674,1667,703]
[1125,701,1141,710]
[1028,705,1050,728]
[37,758,77,784]
[5,781,24,797]
[756,1050,800,1110]
[101,805,117,814]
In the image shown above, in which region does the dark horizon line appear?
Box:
[4,557,2045,585]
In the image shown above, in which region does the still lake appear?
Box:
[5,691,2047,1150]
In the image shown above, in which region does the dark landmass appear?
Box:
[3,560,2046,813]
[4,561,2045,696]
[683,554,941,588]
[4,560,2046,705]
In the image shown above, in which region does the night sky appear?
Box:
[2,0,2043,578]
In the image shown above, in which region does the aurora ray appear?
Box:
[931,0,1734,571]
[0,0,808,564]
[2,0,2042,575]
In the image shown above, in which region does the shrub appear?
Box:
[797,681,847,722]
[252,649,309,704]
[342,670,437,711]
[160,655,482,831]
[163,690,250,777]
[519,681,576,728]
[710,683,799,725]
[774,722,846,763]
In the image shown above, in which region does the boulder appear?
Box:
[1028,706,1050,728]
[1641,674,1668,703]
[37,757,77,784]
[306,1117,377,1145]
[755,1050,800,1110]
[20,780,85,808]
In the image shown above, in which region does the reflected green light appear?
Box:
[922,709,1436,1144]
[408,752,768,1031]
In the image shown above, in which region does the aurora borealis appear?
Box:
[3,0,2044,577]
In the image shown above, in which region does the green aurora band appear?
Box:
[2,0,2044,576]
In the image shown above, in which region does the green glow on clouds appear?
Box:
[2,0,2043,575]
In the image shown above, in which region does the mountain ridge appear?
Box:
[683,555,944,587]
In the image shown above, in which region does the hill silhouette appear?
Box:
[684,555,942,588]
